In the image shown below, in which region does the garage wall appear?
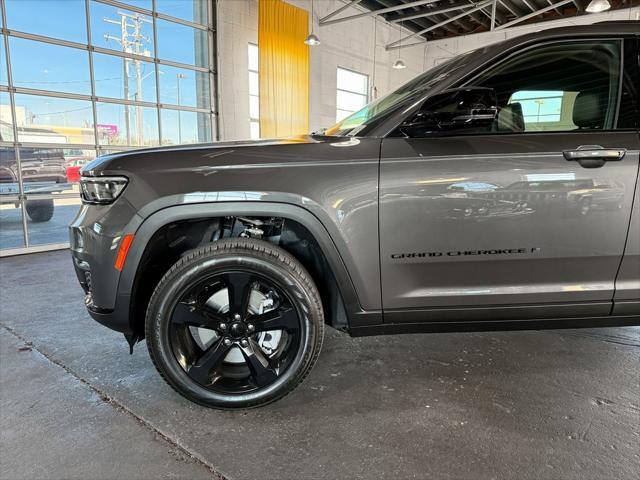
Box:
[216,0,425,140]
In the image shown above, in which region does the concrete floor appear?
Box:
[1,250,639,480]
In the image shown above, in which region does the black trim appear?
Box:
[350,315,640,337]
[86,293,131,334]
[613,300,640,316]
[382,301,612,324]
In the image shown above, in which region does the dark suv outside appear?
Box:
[71,22,640,409]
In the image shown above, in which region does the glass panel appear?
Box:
[96,102,159,147]
[0,146,19,194]
[160,109,211,145]
[5,0,87,43]
[248,44,259,72]
[93,52,157,102]
[118,0,153,10]
[156,19,208,67]
[13,94,94,144]
[98,147,128,157]
[336,109,353,123]
[337,68,368,95]
[158,65,209,108]
[157,0,208,25]
[511,90,563,124]
[0,201,26,250]
[475,40,621,133]
[9,37,91,95]
[1,36,7,85]
[0,91,14,142]
[249,121,260,140]
[90,1,154,58]
[337,90,367,113]
[25,195,81,246]
[249,71,259,97]
[19,147,70,194]
[0,146,26,249]
[62,148,96,185]
[249,95,260,120]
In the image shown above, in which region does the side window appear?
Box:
[396,40,624,137]
[481,40,621,133]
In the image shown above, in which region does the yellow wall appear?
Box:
[258,0,309,138]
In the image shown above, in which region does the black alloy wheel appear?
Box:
[145,238,324,409]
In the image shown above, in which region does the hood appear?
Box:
[81,135,323,176]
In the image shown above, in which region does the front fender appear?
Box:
[117,201,381,329]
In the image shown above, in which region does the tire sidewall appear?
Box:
[147,250,321,408]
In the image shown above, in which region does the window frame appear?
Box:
[0,0,217,153]
[335,66,369,124]
[0,0,218,253]
[248,42,259,140]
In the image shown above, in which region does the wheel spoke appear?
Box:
[240,339,278,387]
[188,338,232,385]
[224,272,254,319]
[172,301,223,329]
[251,306,299,333]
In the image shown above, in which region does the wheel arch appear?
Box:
[119,202,374,342]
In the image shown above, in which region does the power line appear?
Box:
[28,106,93,117]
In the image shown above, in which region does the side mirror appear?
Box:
[399,87,498,137]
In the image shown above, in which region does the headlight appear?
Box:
[80,176,128,204]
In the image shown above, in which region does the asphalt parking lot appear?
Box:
[1,250,639,480]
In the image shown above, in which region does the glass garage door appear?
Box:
[0,0,217,255]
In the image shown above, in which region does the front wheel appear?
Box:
[145,238,324,409]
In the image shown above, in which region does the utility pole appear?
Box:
[104,11,152,145]
[176,73,187,144]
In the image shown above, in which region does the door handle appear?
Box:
[563,145,626,168]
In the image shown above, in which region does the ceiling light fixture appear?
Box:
[393,58,407,69]
[393,21,407,69]
[585,0,611,13]
[304,0,321,46]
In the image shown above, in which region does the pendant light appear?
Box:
[393,58,407,69]
[304,0,321,46]
[586,0,611,12]
[393,21,407,69]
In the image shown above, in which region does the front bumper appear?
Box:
[71,254,132,333]
[69,200,139,335]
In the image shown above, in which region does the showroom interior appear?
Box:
[1,0,639,479]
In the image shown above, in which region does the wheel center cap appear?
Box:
[229,322,246,339]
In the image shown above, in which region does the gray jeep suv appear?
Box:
[70,22,640,409]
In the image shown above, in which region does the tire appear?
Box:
[25,199,54,222]
[145,238,324,409]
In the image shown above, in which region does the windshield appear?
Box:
[324,50,476,136]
